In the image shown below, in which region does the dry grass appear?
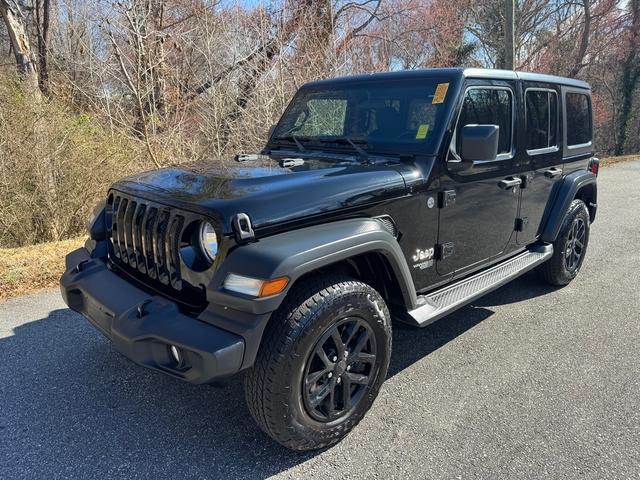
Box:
[601,154,640,167]
[0,237,84,301]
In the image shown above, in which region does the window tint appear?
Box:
[565,93,591,146]
[526,89,558,151]
[457,88,512,155]
[294,98,347,137]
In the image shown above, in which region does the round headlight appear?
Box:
[199,221,218,262]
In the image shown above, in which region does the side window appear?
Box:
[526,89,558,152]
[457,88,513,156]
[295,98,347,137]
[565,92,592,146]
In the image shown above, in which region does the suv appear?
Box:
[61,68,598,451]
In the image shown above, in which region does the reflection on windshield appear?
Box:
[272,78,454,155]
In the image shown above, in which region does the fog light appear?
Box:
[169,345,182,365]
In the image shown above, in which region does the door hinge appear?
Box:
[515,217,529,232]
[438,190,456,208]
[436,242,455,260]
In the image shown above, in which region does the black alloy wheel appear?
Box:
[564,217,586,272]
[302,317,377,422]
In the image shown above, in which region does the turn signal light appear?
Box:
[588,157,599,176]
[259,277,289,297]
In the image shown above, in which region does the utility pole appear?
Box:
[504,0,515,70]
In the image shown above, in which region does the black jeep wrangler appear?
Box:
[61,68,598,450]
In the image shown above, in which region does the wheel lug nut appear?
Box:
[346,365,351,371]
[328,372,333,378]
[337,377,341,384]
[332,356,337,362]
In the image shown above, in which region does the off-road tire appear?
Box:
[244,274,392,451]
[537,199,590,286]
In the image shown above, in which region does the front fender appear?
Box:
[208,218,417,315]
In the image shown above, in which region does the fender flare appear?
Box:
[208,217,418,316]
[541,170,597,243]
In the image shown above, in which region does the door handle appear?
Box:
[498,177,522,190]
[544,167,562,178]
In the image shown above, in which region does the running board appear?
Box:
[407,244,553,327]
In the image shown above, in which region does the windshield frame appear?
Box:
[266,74,462,158]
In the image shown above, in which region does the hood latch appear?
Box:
[232,213,255,243]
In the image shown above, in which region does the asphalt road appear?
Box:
[1,161,639,480]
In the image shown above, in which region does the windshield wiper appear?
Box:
[319,136,370,163]
[274,134,306,153]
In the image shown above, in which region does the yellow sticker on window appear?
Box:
[416,124,430,139]
[432,83,449,104]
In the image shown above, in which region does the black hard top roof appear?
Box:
[304,67,590,90]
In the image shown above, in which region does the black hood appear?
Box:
[112,156,412,234]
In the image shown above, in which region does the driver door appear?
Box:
[436,82,521,277]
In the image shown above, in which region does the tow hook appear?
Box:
[136,299,152,318]
[75,259,90,273]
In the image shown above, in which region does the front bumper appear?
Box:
[60,248,245,384]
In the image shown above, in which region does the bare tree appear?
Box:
[0,0,40,95]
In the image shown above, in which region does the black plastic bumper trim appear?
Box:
[60,248,245,384]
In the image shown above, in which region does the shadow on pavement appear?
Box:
[0,273,556,479]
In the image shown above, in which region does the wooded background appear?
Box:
[0,0,638,248]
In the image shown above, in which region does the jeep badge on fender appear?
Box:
[61,68,597,451]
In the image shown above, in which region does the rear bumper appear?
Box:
[60,248,245,384]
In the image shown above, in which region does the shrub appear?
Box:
[0,74,151,247]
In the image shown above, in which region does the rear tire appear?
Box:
[244,274,392,451]
[537,199,590,286]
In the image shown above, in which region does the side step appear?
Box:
[407,244,553,327]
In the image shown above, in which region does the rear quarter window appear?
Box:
[565,92,592,146]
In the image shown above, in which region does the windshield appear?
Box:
[271,77,457,156]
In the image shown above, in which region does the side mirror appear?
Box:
[458,124,500,163]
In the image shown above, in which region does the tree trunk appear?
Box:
[568,0,591,78]
[615,0,640,156]
[35,0,52,97]
[0,0,41,96]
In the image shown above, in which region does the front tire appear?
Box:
[537,199,590,286]
[244,274,392,451]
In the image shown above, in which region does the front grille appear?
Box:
[107,192,219,312]
[109,193,186,291]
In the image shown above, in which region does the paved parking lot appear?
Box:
[1,160,639,479]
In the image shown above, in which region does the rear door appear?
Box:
[436,81,521,276]
[516,83,563,245]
